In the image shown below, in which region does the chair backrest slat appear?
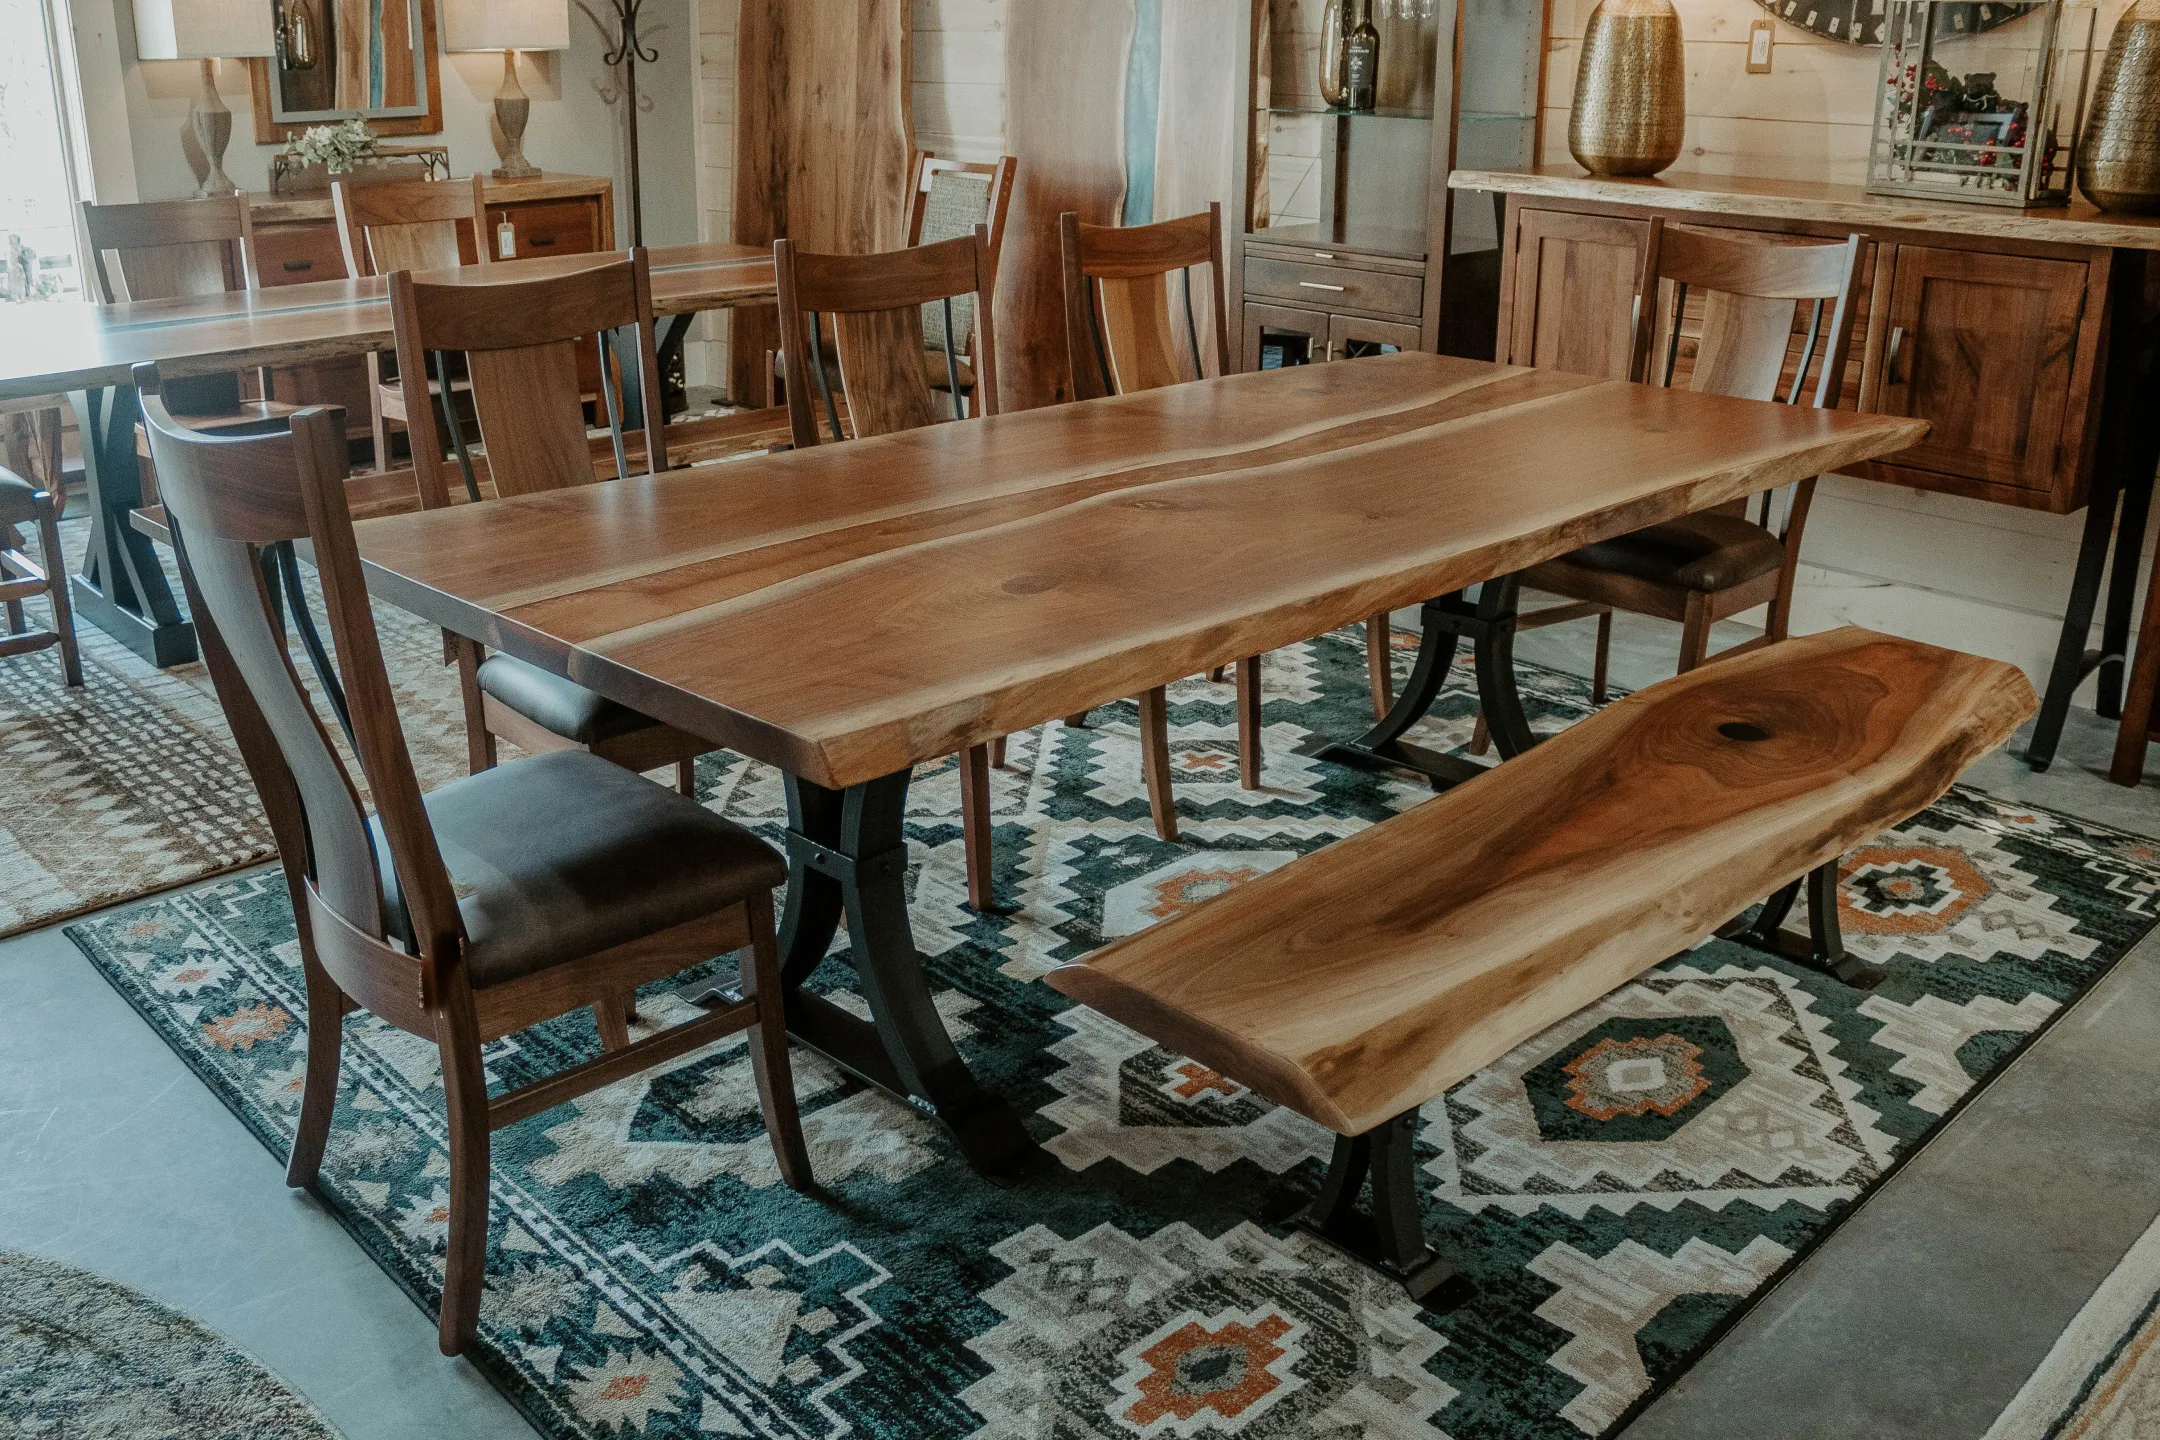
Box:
[137,367,461,967]
[1059,204,1233,403]
[775,229,1001,450]
[907,151,1016,358]
[388,251,666,507]
[334,174,492,278]
[81,195,255,303]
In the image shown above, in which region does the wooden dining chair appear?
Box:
[775,227,1011,911]
[139,368,808,1357]
[0,462,80,687]
[1057,203,1263,841]
[388,250,715,799]
[82,194,301,464]
[332,174,493,472]
[1482,221,1864,739]
[906,151,1016,417]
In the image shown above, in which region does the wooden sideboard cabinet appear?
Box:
[1493,190,2114,513]
[247,173,616,452]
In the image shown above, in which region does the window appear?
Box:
[0,0,84,299]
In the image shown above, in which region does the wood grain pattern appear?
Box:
[0,243,776,402]
[354,351,1929,790]
[1046,626,2036,1135]
[998,0,1136,410]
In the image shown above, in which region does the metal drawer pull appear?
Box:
[1299,280,1347,291]
[528,235,556,246]
[1312,251,1335,259]
[282,259,312,271]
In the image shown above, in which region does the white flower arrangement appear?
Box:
[291,118,381,174]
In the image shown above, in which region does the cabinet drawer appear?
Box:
[1245,256,1423,321]
[253,221,349,287]
[502,201,599,259]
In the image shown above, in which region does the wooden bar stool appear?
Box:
[1057,202,1263,841]
[0,463,80,687]
[774,227,1011,911]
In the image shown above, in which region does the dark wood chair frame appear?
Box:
[1057,202,1265,840]
[774,227,1014,910]
[387,250,714,798]
[0,465,81,687]
[138,366,807,1356]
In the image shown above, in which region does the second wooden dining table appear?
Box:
[355,350,1927,1177]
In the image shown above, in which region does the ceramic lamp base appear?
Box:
[190,59,239,197]
[491,51,541,181]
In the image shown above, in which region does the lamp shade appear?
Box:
[132,0,274,59]
[445,0,570,52]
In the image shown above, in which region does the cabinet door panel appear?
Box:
[1243,301,1329,371]
[1329,313,1420,358]
[1878,246,2089,500]
[1505,209,1647,379]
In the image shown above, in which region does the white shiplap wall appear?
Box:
[1541,0,2149,698]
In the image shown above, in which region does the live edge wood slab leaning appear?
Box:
[1048,626,2036,1299]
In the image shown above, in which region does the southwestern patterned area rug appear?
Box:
[64,632,2160,1439]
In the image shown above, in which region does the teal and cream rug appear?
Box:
[66,631,2160,1439]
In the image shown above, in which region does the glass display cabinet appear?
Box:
[1240,0,1548,369]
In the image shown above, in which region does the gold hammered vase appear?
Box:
[1568,0,1686,177]
[2077,0,2160,215]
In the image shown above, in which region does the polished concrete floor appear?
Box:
[3,605,2155,1439]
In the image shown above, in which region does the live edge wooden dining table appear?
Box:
[353,350,1928,1178]
[0,241,776,667]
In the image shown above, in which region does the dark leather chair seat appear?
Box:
[0,470,40,527]
[476,654,659,745]
[373,750,785,988]
[1557,513,1785,593]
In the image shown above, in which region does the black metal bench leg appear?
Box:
[721,768,1039,1182]
[1311,576,1533,789]
[1288,1110,1467,1310]
[1721,857,1878,988]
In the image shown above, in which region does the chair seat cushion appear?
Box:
[477,654,659,745]
[373,750,785,989]
[1557,512,1785,593]
[0,469,40,527]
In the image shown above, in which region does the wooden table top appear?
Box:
[356,351,1929,790]
[0,242,774,401]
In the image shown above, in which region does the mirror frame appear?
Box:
[246,0,445,141]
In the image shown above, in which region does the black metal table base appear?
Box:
[71,385,197,666]
[1720,859,1879,988]
[1310,578,1534,789]
[1266,1111,1473,1311]
[761,769,1040,1183]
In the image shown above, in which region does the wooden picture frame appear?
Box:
[246,0,445,143]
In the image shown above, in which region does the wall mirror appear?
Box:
[247,0,444,139]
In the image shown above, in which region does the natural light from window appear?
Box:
[0,0,80,299]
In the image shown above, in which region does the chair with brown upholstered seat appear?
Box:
[1490,221,1864,726]
[1057,203,1263,841]
[332,175,493,472]
[387,249,715,800]
[0,463,80,687]
[140,367,808,1357]
[774,226,1010,911]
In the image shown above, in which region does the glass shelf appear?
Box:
[1267,103,1435,121]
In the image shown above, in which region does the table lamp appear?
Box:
[133,0,275,196]
[446,0,571,179]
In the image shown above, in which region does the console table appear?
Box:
[1450,167,2160,775]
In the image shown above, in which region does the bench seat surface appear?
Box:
[1046,626,2036,1136]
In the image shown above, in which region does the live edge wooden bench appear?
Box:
[1047,627,2036,1305]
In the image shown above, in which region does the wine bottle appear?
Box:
[1345,0,1381,112]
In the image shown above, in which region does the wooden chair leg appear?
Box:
[450,636,497,775]
[1678,591,1713,672]
[1208,665,1226,683]
[35,493,80,688]
[1237,654,1263,790]
[989,734,1007,769]
[368,353,395,474]
[1064,710,1091,729]
[3,596,21,635]
[1468,710,1492,757]
[741,889,810,1190]
[1592,609,1613,705]
[675,758,697,796]
[1139,685,1179,842]
[1366,610,1392,717]
[959,742,994,911]
[594,992,633,1051]
[433,977,493,1357]
[285,952,346,1190]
